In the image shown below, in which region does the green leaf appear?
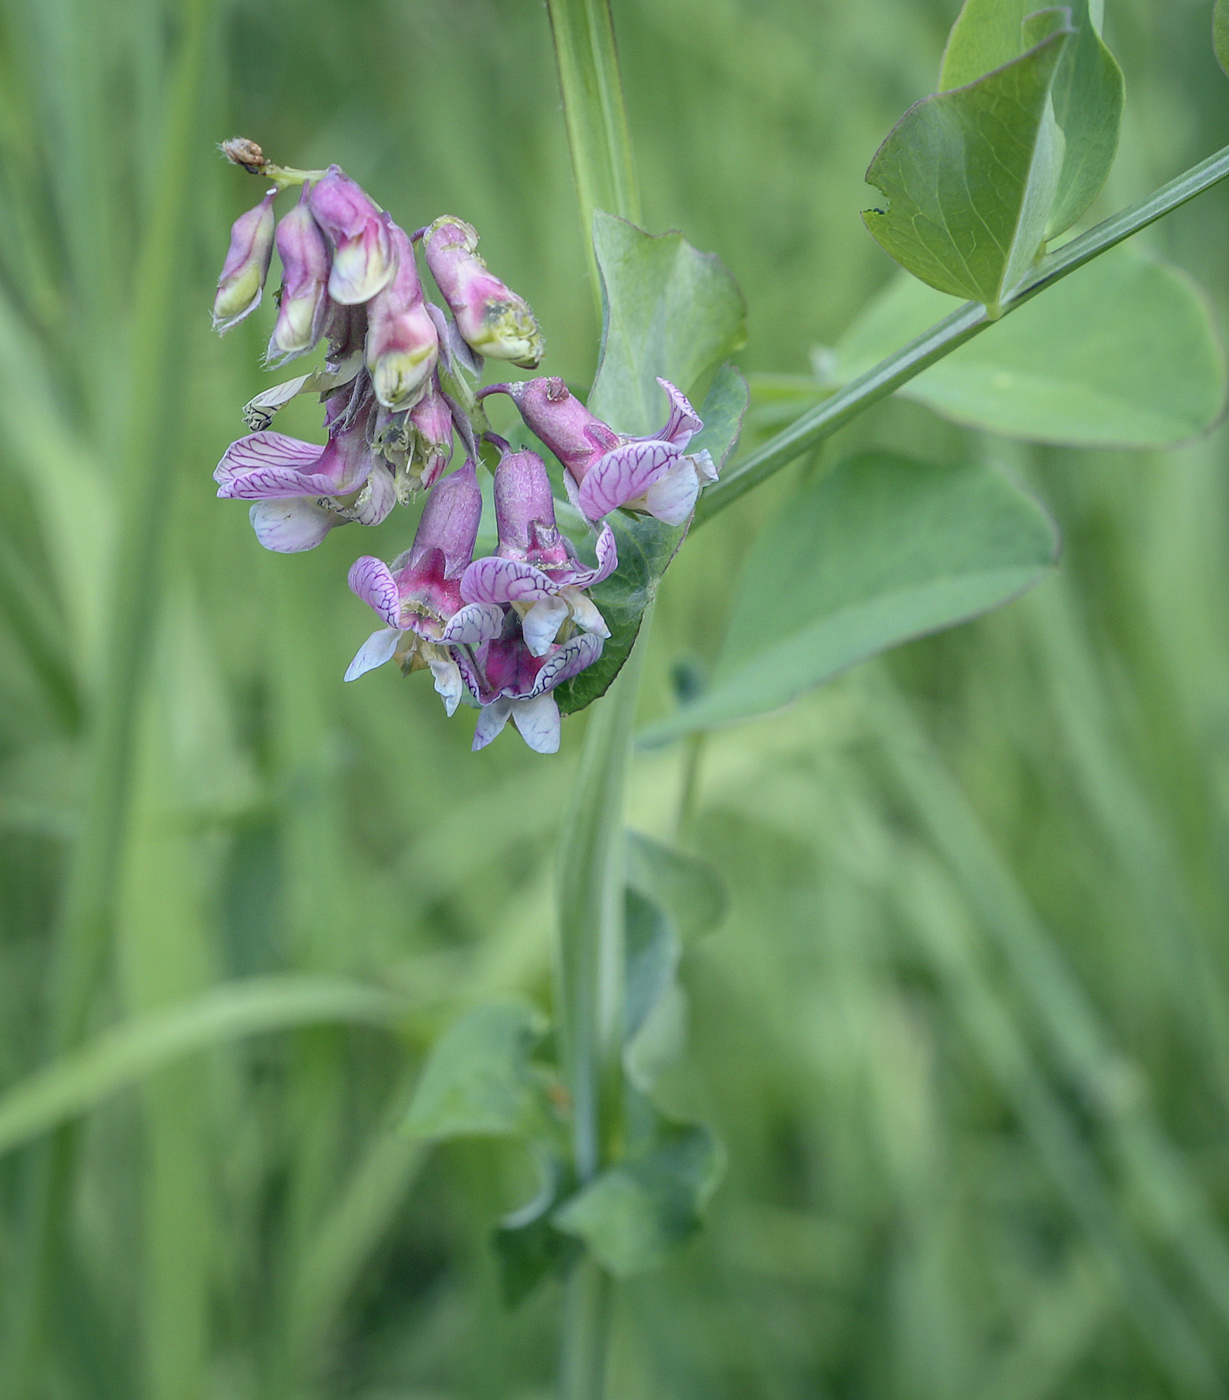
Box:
[403,1002,550,1140]
[939,0,1124,239]
[1216,0,1229,79]
[493,1209,579,1307]
[623,888,686,1091]
[626,831,729,941]
[552,1116,724,1276]
[832,247,1227,447]
[639,452,1058,745]
[554,224,748,717]
[588,212,746,434]
[864,10,1072,312]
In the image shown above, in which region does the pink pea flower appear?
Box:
[365,222,439,411]
[212,190,276,332]
[308,166,397,305]
[454,630,605,755]
[423,216,543,368]
[214,392,393,552]
[344,461,503,714]
[461,448,616,656]
[266,185,332,366]
[483,376,715,525]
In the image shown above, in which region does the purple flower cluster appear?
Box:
[211,144,718,752]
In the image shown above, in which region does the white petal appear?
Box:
[521,596,570,657]
[511,694,561,754]
[642,458,700,526]
[344,627,402,681]
[427,655,463,716]
[560,587,609,639]
[473,698,513,751]
[249,498,336,552]
[690,448,718,482]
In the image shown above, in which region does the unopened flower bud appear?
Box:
[309,165,397,305]
[366,223,439,411]
[493,450,570,567]
[424,216,543,368]
[267,185,331,365]
[408,383,455,490]
[409,459,484,584]
[213,191,276,332]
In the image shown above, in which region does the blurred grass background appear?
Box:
[2,0,1229,1396]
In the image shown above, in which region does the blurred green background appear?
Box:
[3,0,1229,1396]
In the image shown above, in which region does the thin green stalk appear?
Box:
[558,1257,614,1400]
[546,0,641,312]
[696,143,1229,525]
[7,0,213,1386]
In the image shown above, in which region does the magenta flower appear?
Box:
[423,216,543,368]
[485,376,715,526]
[215,393,393,552]
[344,461,503,713]
[365,222,439,411]
[461,448,616,655]
[212,190,276,332]
[454,630,604,754]
[308,166,397,305]
[267,185,332,366]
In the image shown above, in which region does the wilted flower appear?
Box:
[365,223,439,411]
[461,448,616,655]
[344,462,503,713]
[486,376,714,526]
[267,185,332,365]
[215,392,393,552]
[423,216,543,368]
[455,627,605,754]
[213,190,277,332]
[309,166,398,305]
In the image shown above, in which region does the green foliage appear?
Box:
[832,245,1228,445]
[641,451,1058,743]
[1216,0,1229,78]
[941,0,1123,237]
[864,10,1072,311]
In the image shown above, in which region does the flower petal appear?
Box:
[348,556,401,626]
[440,602,505,645]
[576,440,677,521]
[472,697,513,751]
[427,655,463,716]
[653,378,702,448]
[353,464,396,526]
[453,646,494,706]
[216,432,324,490]
[557,523,618,588]
[642,456,701,527]
[460,555,555,605]
[510,693,561,754]
[521,595,570,657]
[248,498,337,552]
[559,587,609,639]
[690,447,718,483]
[344,626,402,681]
[528,631,604,697]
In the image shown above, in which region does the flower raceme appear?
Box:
[210,145,721,751]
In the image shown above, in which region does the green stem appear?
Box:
[696,142,1229,525]
[558,1256,613,1400]
[545,0,641,311]
[6,0,213,1386]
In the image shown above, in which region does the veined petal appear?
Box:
[427,654,464,716]
[344,626,402,681]
[653,378,702,448]
[521,595,570,657]
[690,447,718,482]
[249,498,337,552]
[216,432,323,489]
[472,697,513,751]
[557,523,618,588]
[642,456,701,526]
[348,556,401,626]
[353,464,396,526]
[576,440,677,521]
[453,647,494,706]
[510,693,561,754]
[440,602,505,645]
[460,555,555,605]
[528,631,604,697]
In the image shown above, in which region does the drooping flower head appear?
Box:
[423,216,543,368]
[267,184,332,365]
[344,461,503,711]
[213,190,277,332]
[485,376,714,526]
[365,222,439,411]
[309,165,398,305]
